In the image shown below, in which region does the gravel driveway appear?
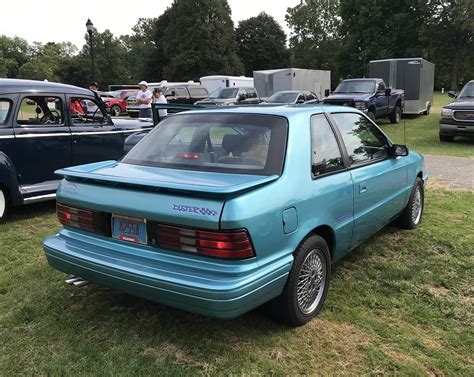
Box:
[424,154,474,190]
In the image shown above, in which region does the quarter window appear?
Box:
[311,114,344,177]
[331,113,389,165]
[0,100,11,124]
[16,96,63,125]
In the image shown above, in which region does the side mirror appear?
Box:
[385,88,392,96]
[297,98,305,104]
[324,89,330,97]
[238,93,246,101]
[448,91,457,99]
[391,144,409,157]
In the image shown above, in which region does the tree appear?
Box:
[286,0,341,86]
[0,35,29,78]
[338,0,428,79]
[236,12,289,76]
[423,0,474,90]
[157,0,243,81]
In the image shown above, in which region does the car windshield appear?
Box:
[209,88,239,99]
[458,82,474,98]
[122,113,288,176]
[334,80,376,94]
[266,92,299,103]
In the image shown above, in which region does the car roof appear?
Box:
[0,78,93,96]
[180,104,361,118]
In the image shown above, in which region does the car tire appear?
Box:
[0,187,9,222]
[390,106,402,124]
[395,177,424,230]
[439,132,454,142]
[269,235,331,327]
[367,110,376,122]
[111,105,121,117]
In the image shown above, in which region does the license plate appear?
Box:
[112,214,147,245]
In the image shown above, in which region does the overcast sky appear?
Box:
[0,0,300,49]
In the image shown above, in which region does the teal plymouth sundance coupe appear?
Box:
[44,105,427,326]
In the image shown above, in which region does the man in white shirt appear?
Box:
[152,87,168,119]
[136,81,152,118]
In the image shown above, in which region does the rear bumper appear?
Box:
[44,229,291,318]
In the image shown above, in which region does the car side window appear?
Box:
[0,99,12,125]
[175,88,188,98]
[189,88,208,97]
[69,97,107,125]
[247,88,257,99]
[331,112,389,165]
[239,89,248,98]
[305,93,315,101]
[16,96,64,126]
[311,114,344,177]
[377,82,386,91]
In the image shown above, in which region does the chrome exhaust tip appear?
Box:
[65,276,82,285]
[73,279,90,287]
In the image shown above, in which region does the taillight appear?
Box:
[154,224,255,259]
[57,203,110,235]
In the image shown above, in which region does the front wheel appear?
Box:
[395,177,424,229]
[390,106,402,124]
[367,110,376,122]
[269,235,331,327]
[439,132,454,142]
[110,105,121,116]
[0,187,9,222]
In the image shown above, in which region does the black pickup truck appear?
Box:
[324,79,405,123]
[439,80,474,142]
[0,79,153,220]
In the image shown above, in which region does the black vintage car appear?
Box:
[440,80,474,142]
[0,79,153,220]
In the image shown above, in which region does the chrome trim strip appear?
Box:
[16,133,71,138]
[23,193,56,204]
[0,135,15,139]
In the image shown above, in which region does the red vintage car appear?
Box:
[101,89,138,116]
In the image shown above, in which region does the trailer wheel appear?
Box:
[390,106,402,124]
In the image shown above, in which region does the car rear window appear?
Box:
[122,113,288,176]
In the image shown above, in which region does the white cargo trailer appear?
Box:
[253,68,331,99]
[200,75,254,94]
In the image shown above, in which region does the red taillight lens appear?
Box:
[155,224,255,259]
[57,203,110,235]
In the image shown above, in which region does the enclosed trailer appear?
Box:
[200,75,254,94]
[369,58,434,115]
[253,68,331,99]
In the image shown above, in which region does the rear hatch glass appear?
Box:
[122,113,288,176]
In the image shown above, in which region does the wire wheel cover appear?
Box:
[297,249,326,314]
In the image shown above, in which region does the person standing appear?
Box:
[152,87,168,120]
[136,81,152,118]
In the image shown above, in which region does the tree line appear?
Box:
[0,0,472,90]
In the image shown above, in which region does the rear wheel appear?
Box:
[395,177,424,229]
[0,187,9,222]
[439,132,454,142]
[269,235,331,327]
[111,105,121,116]
[390,106,402,124]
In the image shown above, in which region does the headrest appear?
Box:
[222,134,252,155]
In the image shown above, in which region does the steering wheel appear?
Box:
[40,110,60,124]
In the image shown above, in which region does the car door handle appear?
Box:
[359,184,367,194]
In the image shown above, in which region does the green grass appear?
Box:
[0,189,473,375]
[378,92,474,158]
